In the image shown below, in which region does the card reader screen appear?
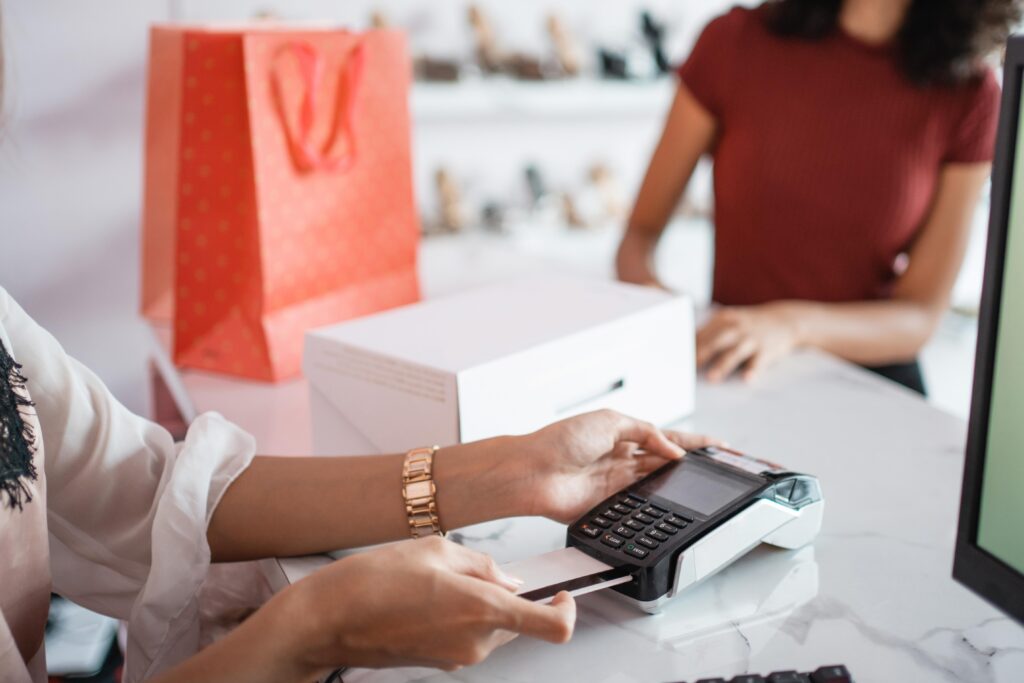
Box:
[641,457,760,516]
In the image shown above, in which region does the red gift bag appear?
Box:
[141,26,420,381]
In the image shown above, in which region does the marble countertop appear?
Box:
[149,240,1024,682]
[252,351,1024,683]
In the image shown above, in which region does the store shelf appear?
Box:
[410,78,676,122]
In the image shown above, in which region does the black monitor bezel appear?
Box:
[953,35,1024,626]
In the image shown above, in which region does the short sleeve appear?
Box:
[944,67,1001,164]
[676,8,746,118]
[0,288,256,682]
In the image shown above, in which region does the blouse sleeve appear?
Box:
[944,67,1001,164]
[676,8,746,119]
[0,288,256,682]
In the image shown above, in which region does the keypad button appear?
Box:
[665,514,690,528]
[624,519,645,531]
[810,665,852,683]
[612,503,633,515]
[613,525,635,539]
[656,521,680,535]
[634,512,655,524]
[729,676,767,683]
[641,506,664,518]
[578,524,601,538]
[623,543,649,559]
[767,672,807,683]
[695,678,727,683]
[649,502,670,513]
[627,493,647,504]
[591,516,612,529]
[602,509,623,521]
[619,497,641,509]
[636,535,659,549]
[600,533,624,549]
[646,528,670,542]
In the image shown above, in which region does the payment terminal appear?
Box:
[510,446,824,613]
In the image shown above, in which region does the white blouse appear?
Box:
[0,287,257,682]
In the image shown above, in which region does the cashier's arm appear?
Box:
[616,82,992,374]
[767,163,991,365]
[616,83,716,289]
[695,163,991,381]
[206,410,717,561]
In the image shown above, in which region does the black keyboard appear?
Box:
[670,664,853,683]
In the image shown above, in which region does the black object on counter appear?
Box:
[672,664,854,682]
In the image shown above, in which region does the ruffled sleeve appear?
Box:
[0,288,256,681]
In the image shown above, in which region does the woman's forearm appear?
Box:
[617,84,715,289]
[785,298,940,365]
[785,164,986,366]
[616,229,664,288]
[207,436,521,562]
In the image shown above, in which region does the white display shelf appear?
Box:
[410,77,676,122]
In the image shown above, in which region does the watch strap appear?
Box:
[402,446,443,538]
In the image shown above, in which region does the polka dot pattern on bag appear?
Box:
[172,30,420,381]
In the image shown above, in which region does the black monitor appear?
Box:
[953,35,1024,626]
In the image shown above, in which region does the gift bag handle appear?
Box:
[271,39,365,173]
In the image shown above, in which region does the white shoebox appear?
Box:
[303,275,695,454]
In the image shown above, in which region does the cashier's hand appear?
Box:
[697,304,801,383]
[287,536,575,673]
[516,409,720,524]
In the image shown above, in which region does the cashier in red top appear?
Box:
[617,0,1019,394]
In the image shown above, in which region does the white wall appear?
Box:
[0,0,740,413]
[1,0,170,411]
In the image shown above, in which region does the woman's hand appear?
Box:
[288,536,575,674]
[508,409,721,524]
[697,303,803,383]
[155,537,573,682]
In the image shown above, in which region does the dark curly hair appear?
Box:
[763,0,1022,85]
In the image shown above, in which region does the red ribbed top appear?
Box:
[678,6,1001,305]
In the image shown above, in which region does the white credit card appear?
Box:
[502,547,631,604]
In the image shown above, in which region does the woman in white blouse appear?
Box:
[0,284,713,683]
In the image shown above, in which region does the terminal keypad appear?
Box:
[578,496,698,563]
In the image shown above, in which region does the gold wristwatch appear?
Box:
[402,446,444,538]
